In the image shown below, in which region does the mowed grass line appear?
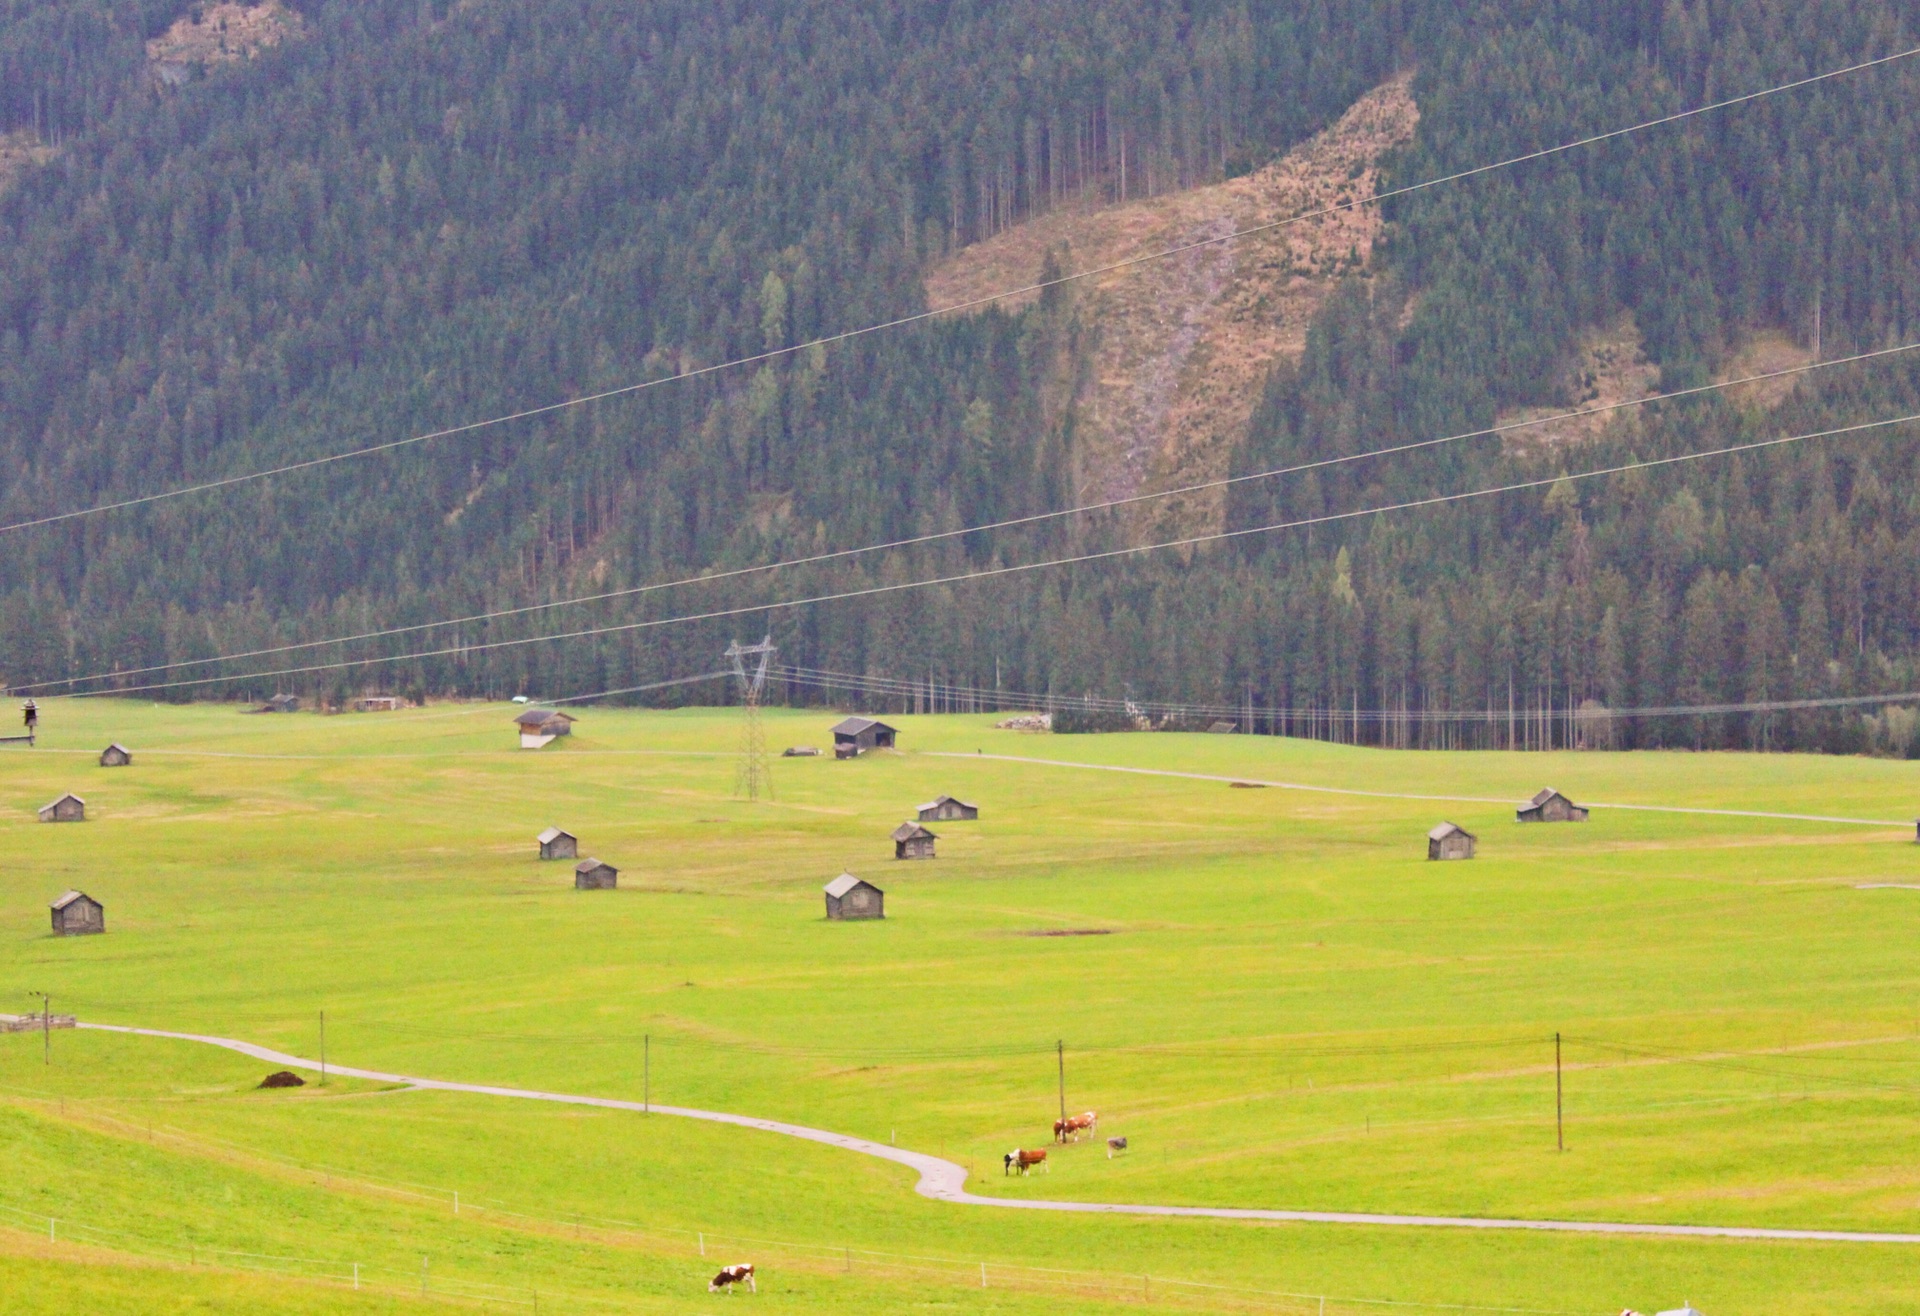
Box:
[2,699,1920,1312]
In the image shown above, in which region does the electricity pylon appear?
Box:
[726,636,777,802]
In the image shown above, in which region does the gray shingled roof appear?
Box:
[537,827,574,845]
[1427,822,1472,841]
[514,708,576,727]
[50,890,96,911]
[823,872,874,898]
[891,822,935,843]
[831,716,894,736]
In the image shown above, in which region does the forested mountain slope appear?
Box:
[2,0,1919,755]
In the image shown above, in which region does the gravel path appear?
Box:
[81,1022,1920,1245]
[929,752,1914,827]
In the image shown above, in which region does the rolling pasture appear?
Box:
[2,699,1919,1313]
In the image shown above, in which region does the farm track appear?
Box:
[931,752,1915,827]
[79,1023,1920,1246]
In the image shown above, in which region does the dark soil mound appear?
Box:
[259,1070,306,1089]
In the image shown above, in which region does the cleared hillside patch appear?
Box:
[925,76,1419,536]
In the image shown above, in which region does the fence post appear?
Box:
[353,1263,359,1290]
[454,1190,459,1216]
[980,1262,987,1288]
[698,1231,704,1257]
[49,1218,55,1242]
[421,1256,429,1296]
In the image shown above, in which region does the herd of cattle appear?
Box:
[711,1113,1130,1294]
[1002,1110,1127,1174]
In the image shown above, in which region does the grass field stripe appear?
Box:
[930,752,1915,827]
[75,1022,1920,1246]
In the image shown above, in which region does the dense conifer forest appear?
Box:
[3,0,1920,754]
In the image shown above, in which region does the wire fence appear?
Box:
[0,1200,537,1308]
[0,1193,1589,1316]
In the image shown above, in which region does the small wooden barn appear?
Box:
[38,793,85,823]
[892,821,937,860]
[574,858,618,889]
[831,716,897,757]
[823,872,884,920]
[50,890,104,936]
[354,695,404,713]
[917,794,979,822]
[1427,822,1476,860]
[263,693,300,713]
[99,743,132,767]
[515,707,576,749]
[537,827,578,860]
[1516,788,1588,823]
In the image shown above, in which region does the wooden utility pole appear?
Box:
[36,993,50,1065]
[1057,1040,1067,1125]
[1555,1032,1564,1152]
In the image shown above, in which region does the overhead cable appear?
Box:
[50,409,1920,699]
[24,339,1915,695]
[3,43,1915,536]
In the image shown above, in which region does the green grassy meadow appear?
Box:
[2,698,1919,1313]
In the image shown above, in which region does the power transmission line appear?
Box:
[49,408,1920,701]
[22,339,1914,697]
[2,43,1914,537]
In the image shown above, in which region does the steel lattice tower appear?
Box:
[726,637,777,802]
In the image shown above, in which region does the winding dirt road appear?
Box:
[81,1022,1920,1245]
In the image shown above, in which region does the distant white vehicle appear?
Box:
[511,695,530,703]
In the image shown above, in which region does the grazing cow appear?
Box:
[1003,1148,1049,1175]
[1052,1116,1068,1143]
[709,1262,756,1294]
[1060,1110,1098,1141]
[1106,1136,1128,1158]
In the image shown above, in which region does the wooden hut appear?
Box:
[263,693,300,713]
[515,707,576,749]
[917,794,979,822]
[823,872,884,920]
[1516,788,1588,823]
[353,695,405,713]
[50,890,104,936]
[831,717,897,758]
[99,743,132,768]
[38,793,85,823]
[1427,822,1477,860]
[573,858,618,889]
[891,821,937,860]
[537,827,578,861]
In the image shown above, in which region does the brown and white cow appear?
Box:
[1003,1148,1049,1175]
[709,1262,756,1293]
[1061,1110,1097,1141]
